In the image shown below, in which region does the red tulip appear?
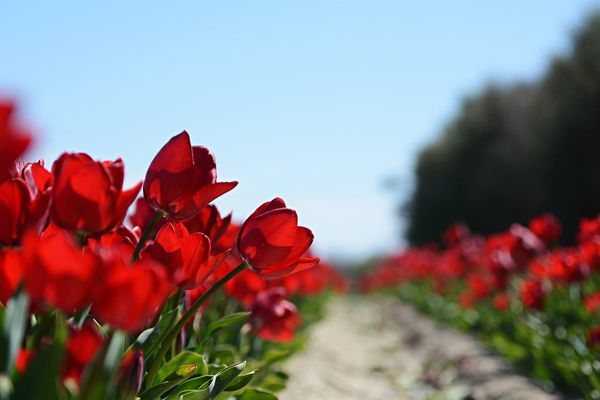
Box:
[237,198,319,278]
[0,248,24,304]
[225,268,267,306]
[63,323,104,384]
[588,326,600,346]
[529,213,561,244]
[118,349,144,397]
[0,100,31,181]
[0,178,31,245]
[51,153,141,234]
[148,222,228,289]
[143,131,237,219]
[15,348,34,374]
[520,279,546,310]
[585,292,600,313]
[23,230,100,312]
[91,253,171,333]
[249,287,300,343]
[128,197,166,234]
[493,293,510,312]
[183,205,234,253]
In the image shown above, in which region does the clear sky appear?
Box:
[2,1,599,260]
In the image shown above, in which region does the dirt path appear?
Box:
[281,296,566,400]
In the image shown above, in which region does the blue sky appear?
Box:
[2,1,599,260]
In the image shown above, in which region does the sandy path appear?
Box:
[280,296,566,400]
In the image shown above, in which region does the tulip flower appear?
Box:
[0,248,24,305]
[63,323,104,384]
[23,230,100,312]
[51,153,141,234]
[91,253,171,333]
[529,213,562,244]
[520,279,546,310]
[237,198,319,278]
[249,287,300,342]
[183,205,233,252]
[225,267,267,306]
[0,100,31,181]
[148,222,228,289]
[0,178,31,245]
[143,131,237,220]
[128,197,166,234]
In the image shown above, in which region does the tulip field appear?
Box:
[4,92,600,400]
[0,99,346,399]
[361,215,600,398]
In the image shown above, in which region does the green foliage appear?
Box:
[404,11,600,244]
[395,281,600,398]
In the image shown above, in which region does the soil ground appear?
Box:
[280,296,569,400]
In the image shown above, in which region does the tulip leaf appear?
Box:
[224,370,256,392]
[0,289,29,373]
[209,344,238,365]
[11,315,66,400]
[207,361,246,396]
[237,388,278,400]
[205,312,250,337]
[137,306,179,358]
[157,351,207,383]
[139,379,186,400]
[164,375,212,400]
[179,389,210,400]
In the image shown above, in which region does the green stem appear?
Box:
[144,261,249,389]
[132,210,164,262]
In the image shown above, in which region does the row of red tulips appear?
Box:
[361,214,600,398]
[0,99,346,399]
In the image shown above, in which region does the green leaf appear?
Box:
[139,379,186,400]
[179,389,210,400]
[165,376,212,400]
[205,312,250,337]
[137,306,179,357]
[157,351,207,383]
[209,344,237,365]
[0,289,29,373]
[11,316,66,400]
[208,362,246,397]
[224,370,256,392]
[238,389,278,400]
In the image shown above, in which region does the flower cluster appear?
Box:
[0,98,345,399]
[361,213,600,396]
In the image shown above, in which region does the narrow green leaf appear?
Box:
[157,351,207,383]
[205,312,250,337]
[165,376,212,400]
[224,370,256,392]
[1,289,29,373]
[238,388,278,400]
[208,362,246,397]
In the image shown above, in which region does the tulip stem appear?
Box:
[131,210,164,262]
[144,261,250,389]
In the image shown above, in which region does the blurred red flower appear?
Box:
[23,230,100,312]
[0,248,24,305]
[520,279,546,310]
[63,323,104,384]
[51,153,141,234]
[91,251,171,333]
[493,293,510,312]
[249,287,300,343]
[0,100,31,181]
[529,213,561,244]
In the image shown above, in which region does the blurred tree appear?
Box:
[404,12,600,244]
